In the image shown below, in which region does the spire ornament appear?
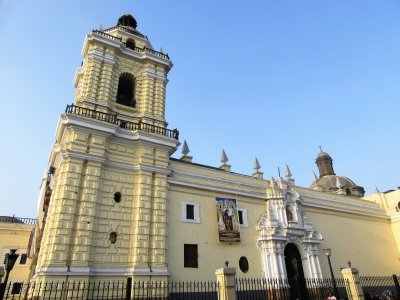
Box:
[253,157,263,179]
[181,140,190,156]
[180,140,193,162]
[221,150,228,164]
[253,157,261,172]
[285,165,292,178]
[219,150,231,171]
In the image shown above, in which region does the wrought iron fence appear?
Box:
[236,277,351,300]
[131,281,218,300]
[236,278,290,300]
[360,275,400,300]
[65,104,179,140]
[1,280,127,300]
[305,278,351,300]
[4,276,399,300]
[0,280,218,300]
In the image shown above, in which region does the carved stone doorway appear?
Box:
[284,243,309,300]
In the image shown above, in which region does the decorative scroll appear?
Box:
[216,197,241,242]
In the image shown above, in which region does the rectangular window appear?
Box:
[184,244,198,268]
[238,210,243,225]
[237,208,248,227]
[181,202,200,223]
[11,282,23,295]
[186,204,194,220]
[20,254,28,265]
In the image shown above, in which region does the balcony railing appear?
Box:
[92,30,169,60]
[0,216,37,225]
[92,30,122,42]
[65,104,179,140]
[116,95,136,108]
[104,25,149,40]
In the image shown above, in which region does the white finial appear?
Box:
[285,165,292,178]
[312,171,318,182]
[221,150,229,165]
[159,47,164,53]
[99,24,103,31]
[181,140,190,156]
[374,186,380,194]
[253,158,261,171]
[270,176,276,183]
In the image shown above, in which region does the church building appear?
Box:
[31,14,400,285]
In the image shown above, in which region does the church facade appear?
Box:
[31,15,400,284]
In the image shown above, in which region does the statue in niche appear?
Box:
[286,206,293,222]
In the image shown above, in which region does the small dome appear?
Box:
[309,175,357,190]
[317,150,331,158]
[117,14,137,29]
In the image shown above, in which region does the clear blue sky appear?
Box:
[0,0,399,217]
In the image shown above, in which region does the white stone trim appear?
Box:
[181,201,200,223]
[144,68,167,81]
[36,266,169,277]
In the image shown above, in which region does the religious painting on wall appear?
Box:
[216,197,241,242]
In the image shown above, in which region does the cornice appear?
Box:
[167,178,266,200]
[171,168,266,192]
[298,191,384,213]
[303,202,389,220]
[56,114,178,150]
[83,32,172,68]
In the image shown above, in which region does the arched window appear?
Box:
[116,73,135,108]
[126,39,135,50]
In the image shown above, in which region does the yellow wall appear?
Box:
[304,208,399,276]
[167,185,264,280]
[0,221,34,281]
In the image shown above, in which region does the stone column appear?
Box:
[215,267,237,300]
[341,267,365,300]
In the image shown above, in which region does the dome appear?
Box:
[309,175,357,190]
[317,151,331,158]
[117,14,137,29]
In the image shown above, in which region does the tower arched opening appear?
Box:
[116,73,136,108]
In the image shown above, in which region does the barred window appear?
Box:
[20,254,28,265]
[184,244,198,268]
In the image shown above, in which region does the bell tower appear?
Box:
[74,14,172,127]
[34,15,179,282]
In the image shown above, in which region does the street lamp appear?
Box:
[323,248,339,298]
[0,249,19,300]
[0,266,4,284]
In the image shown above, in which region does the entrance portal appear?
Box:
[284,243,309,300]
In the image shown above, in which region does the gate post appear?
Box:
[341,267,364,300]
[126,277,132,300]
[215,266,237,300]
